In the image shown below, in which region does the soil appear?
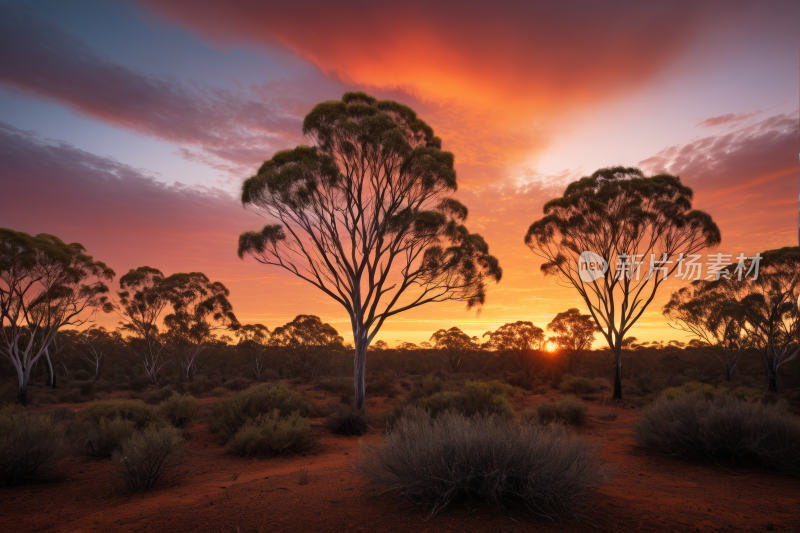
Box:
[2,389,799,533]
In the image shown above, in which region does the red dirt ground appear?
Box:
[2,391,799,533]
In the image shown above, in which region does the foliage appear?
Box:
[530,395,587,425]
[634,393,800,475]
[158,393,198,428]
[272,315,345,380]
[326,405,369,436]
[548,309,597,374]
[211,383,316,441]
[388,380,514,425]
[430,327,480,372]
[559,375,601,394]
[227,410,311,456]
[658,381,760,401]
[357,410,602,517]
[0,404,65,484]
[483,321,545,387]
[113,426,183,491]
[82,417,137,457]
[78,399,165,429]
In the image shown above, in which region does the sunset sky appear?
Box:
[1,0,798,347]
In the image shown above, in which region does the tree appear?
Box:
[116,267,171,385]
[235,323,271,381]
[0,229,114,403]
[238,92,502,413]
[370,340,389,350]
[731,247,800,392]
[430,326,478,373]
[76,326,122,380]
[525,167,720,399]
[271,314,345,380]
[663,280,749,381]
[482,321,545,387]
[547,309,598,375]
[163,272,239,382]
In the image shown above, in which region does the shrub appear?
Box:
[83,417,137,457]
[227,410,311,456]
[159,393,198,428]
[79,400,164,429]
[113,426,183,491]
[559,375,601,395]
[326,405,369,436]
[209,386,231,397]
[315,377,352,395]
[57,389,87,404]
[211,384,316,441]
[658,381,760,402]
[143,386,174,405]
[51,407,76,423]
[261,368,281,381]
[0,405,65,485]
[129,375,150,393]
[597,410,618,421]
[223,377,252,391]
[366,373,398,396]
[534,395,587,425]
[635,393,800,475]
[357,410,602,518]
[186,377,220,396]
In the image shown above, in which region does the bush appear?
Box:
[357,410,602,518]
[57,388,87,404]
[532,395,587,426]
[79,400,164,429]
[227,410,311,456]
[366,373,398,397]
[83,417,137,457]
[326,405,369,436]
[634,393,800,475]
[51,407,76,423]
[143,386,174,405]
[0,405,65,485]
[211,384,316,441]
[159,393,198,428]
[113,426,183,491]
[129,375,150,393]
[261,368,280,381]
[658,381,760,402]
[315,377,352,396]
[209,387,231,397]
[186,377,220,396]
[559,375,601,395]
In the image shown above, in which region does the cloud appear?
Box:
[695,110,763,128]
[640,111,799,251]
[0,3,337,174]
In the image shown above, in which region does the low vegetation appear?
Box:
[326,405,369,436]
[158,393,198,428]
[0,404,65,484]
[357,410,602,518]
[114,426,183,491]
[227,410,311,456]
[523,395,587,426]
[634,393,800,475]
[559,375,601,395]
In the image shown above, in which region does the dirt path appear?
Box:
[2,397,799,532]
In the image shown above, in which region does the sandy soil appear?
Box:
[2,392,799,533]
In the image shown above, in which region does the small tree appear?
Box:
[0,229,114,404]
[525,167,720,399]
[77,326,122,380]
[271,315,345,380]
[430,326,479,373]
[547,309,598,375]
[235,324,272,381]
[163,272,239,382]
[663,281,749,381]
[482,321,545,387]
[117,267,171,385]
[238,92,501,413]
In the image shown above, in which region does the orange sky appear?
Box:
[1,1,798,348]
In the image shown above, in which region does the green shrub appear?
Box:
[143,386,173,405]
[227,410,311,456]
[114,426,183,491]
[366,373,398,396]
[534,395,587,425]
[659,382,760,401]
[357,410,602,518]
[0,405,65,485]
[79,399,164,429]
[211,384,316,441]
[634,393,800,475]
[326,405,369,436]
[559,375,601,395]
[159,393,198,428]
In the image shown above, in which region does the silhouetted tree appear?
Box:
[664,280,749,381]
[238,92,501,413]
[483,321,545,387]
[77,326,122,380]
[271,314,345,380]
[235,323,271,381]
[547,309,597,375]
[0,229,114,403]
[525,167,720,399]
[163,272,239,382]
[430,326,478,372]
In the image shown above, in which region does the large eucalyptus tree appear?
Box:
[238,92,502,413]
[0,229,114,403]
[525,167,720,399]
